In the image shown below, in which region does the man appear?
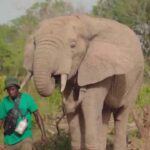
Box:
[0,77,47,150]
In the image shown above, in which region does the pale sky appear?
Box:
[0,0,97,24]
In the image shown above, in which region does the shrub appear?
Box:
[137,84,150,109]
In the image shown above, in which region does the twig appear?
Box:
[56,107,66,135]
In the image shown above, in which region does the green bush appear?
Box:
[136,84,150,108]
[93,0,150,28]
[0,76,6,100]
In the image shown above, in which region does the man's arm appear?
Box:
[33,110,47,142]
[0,120,3,127]
[0,120,4,149]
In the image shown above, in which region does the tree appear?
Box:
[93,0,150,78]
[0,25,18,75]
[132,105,150,150]
[0,0,76,76]
[26,0,75,21]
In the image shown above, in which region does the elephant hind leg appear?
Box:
[102,104,112,125]
[102,104,112,150]
[113,105,131,150]
[113,71,143,150]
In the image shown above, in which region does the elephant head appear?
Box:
[22,15,140,97]
[22,16,90,96]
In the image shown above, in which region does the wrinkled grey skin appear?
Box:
[23,15,144,150]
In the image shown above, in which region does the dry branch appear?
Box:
[132,105,150,150]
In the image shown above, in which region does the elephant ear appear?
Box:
[78,41,135,86]
[23,35,35,72]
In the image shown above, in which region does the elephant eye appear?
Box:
[70,41,76,48]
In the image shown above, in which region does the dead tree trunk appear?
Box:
[132,105,150,150]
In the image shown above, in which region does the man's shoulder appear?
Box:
[21,92,32,98]
[0,96,9,109]
[21,92,35,101]
[1,96,9,103]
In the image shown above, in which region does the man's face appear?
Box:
[6,85,19,99]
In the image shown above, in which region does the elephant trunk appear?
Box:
[34,70,55,97]
[33,49,56,97]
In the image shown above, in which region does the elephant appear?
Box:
[22,15,144,150]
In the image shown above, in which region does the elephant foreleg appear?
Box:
[64,82,85,150]
[67,108,85,150]
[81,78,112,150]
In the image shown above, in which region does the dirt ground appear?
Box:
[33,114,145,150]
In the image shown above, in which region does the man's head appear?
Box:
[4,77,20,99]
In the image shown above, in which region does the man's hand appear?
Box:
[0,144,4,150]
[0,121,4,150]
[0,120,3,127]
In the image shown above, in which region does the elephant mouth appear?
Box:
[21,72,68,93]
[52,73,68,92]
[52,74,60,85]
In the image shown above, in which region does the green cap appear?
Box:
[4,77,20,89]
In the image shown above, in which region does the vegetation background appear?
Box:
[0,0,150,149]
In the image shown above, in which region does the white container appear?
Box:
[15,118,28,135]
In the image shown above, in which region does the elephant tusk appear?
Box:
[60,74,68,92]
[20,72,32,91]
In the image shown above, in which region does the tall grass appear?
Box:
[0,76,6,100]
[137,84,150,109]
